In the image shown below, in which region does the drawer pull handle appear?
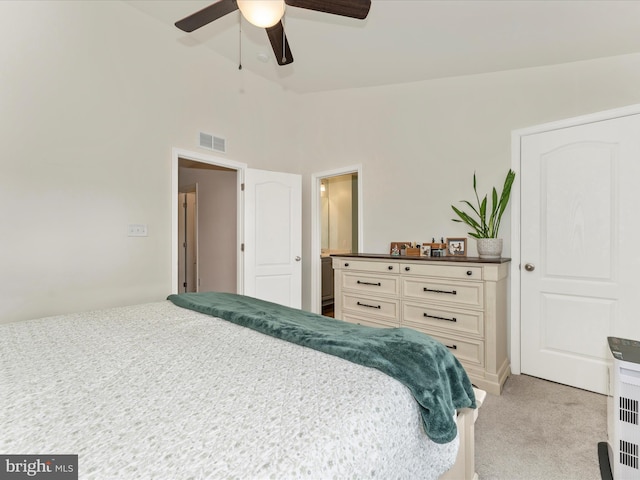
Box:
[357,301,381,309]
[445,344,458,350]
[423,287,457,295]
[466,270,473,276]
[424,313,457,323]
[357,280,381,286]
[388,265,394,270]
[405,266,410,271]
[344,263,350,267]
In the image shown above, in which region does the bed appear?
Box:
[0,292,484,479]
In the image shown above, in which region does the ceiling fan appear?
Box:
[175,0,371,66]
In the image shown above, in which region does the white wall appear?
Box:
[0,1,296,323]
[4,1,640,321]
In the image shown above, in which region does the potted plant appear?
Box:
[451,169,516,259]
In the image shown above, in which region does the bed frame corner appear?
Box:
[440,387,486,480]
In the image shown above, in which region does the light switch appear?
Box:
[128,224,148,237]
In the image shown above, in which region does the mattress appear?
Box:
[0,301,459,479]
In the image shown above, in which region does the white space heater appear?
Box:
[603,336,640,479]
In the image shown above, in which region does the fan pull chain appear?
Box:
[281,15,286,63]
[238,13,243,70]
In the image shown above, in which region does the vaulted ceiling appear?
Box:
[125,0,640,94]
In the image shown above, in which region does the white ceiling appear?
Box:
[124,0,640,94]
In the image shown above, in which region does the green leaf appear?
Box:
[451,206,483,237]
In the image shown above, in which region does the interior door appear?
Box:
[244,169,302,308]
[178,186,198,293]
[520,113,640,394]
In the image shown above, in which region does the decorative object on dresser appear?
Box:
[475,238,503,260]
[446,237,467,256]
[404,247,421,256]
[451,169,516,259]
[430,240,447,257]
[390,241,410,255]
[332,254,511,395]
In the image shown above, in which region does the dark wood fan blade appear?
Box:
[266,22,294,66]
[175,0,238,33]
[285,0,371,19]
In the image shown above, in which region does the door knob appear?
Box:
[295,256,301,261]
[524,263,535,272]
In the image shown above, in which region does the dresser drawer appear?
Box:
[341,272,400,296]
[402,301,484,337]
[341,312,398,329]
[334,258,399,274]
[341,293,400,320]
[403,278,483,309]
[420,331,485,367]
[401,263,483,280]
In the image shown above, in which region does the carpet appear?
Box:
[475,374,607,480]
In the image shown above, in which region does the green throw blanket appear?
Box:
[167,291,476,444]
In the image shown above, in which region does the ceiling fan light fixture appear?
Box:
[237,0,285,28]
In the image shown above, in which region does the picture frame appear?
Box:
[446,237,467,256]
[421,244,431,257]
[390,242,410,255]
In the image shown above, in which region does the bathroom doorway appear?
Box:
[311,166,363,316]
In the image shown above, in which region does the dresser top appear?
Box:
[330,253,511,264]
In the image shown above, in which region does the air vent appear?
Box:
[620,440,639,469]
[620,397,639,425]
[199,132,226,153]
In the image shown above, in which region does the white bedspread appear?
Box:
[0,301,458,479]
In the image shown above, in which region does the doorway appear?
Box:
[171,148,246,295]
[311,165,363,315]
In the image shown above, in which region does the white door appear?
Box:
[244,169,302,308]
[178,186,198,293]
[521,113,640,394]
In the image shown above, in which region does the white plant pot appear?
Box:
[476,238,503,259]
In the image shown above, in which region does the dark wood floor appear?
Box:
[322,303,334,318]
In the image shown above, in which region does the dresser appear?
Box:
[332,254,510,395]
